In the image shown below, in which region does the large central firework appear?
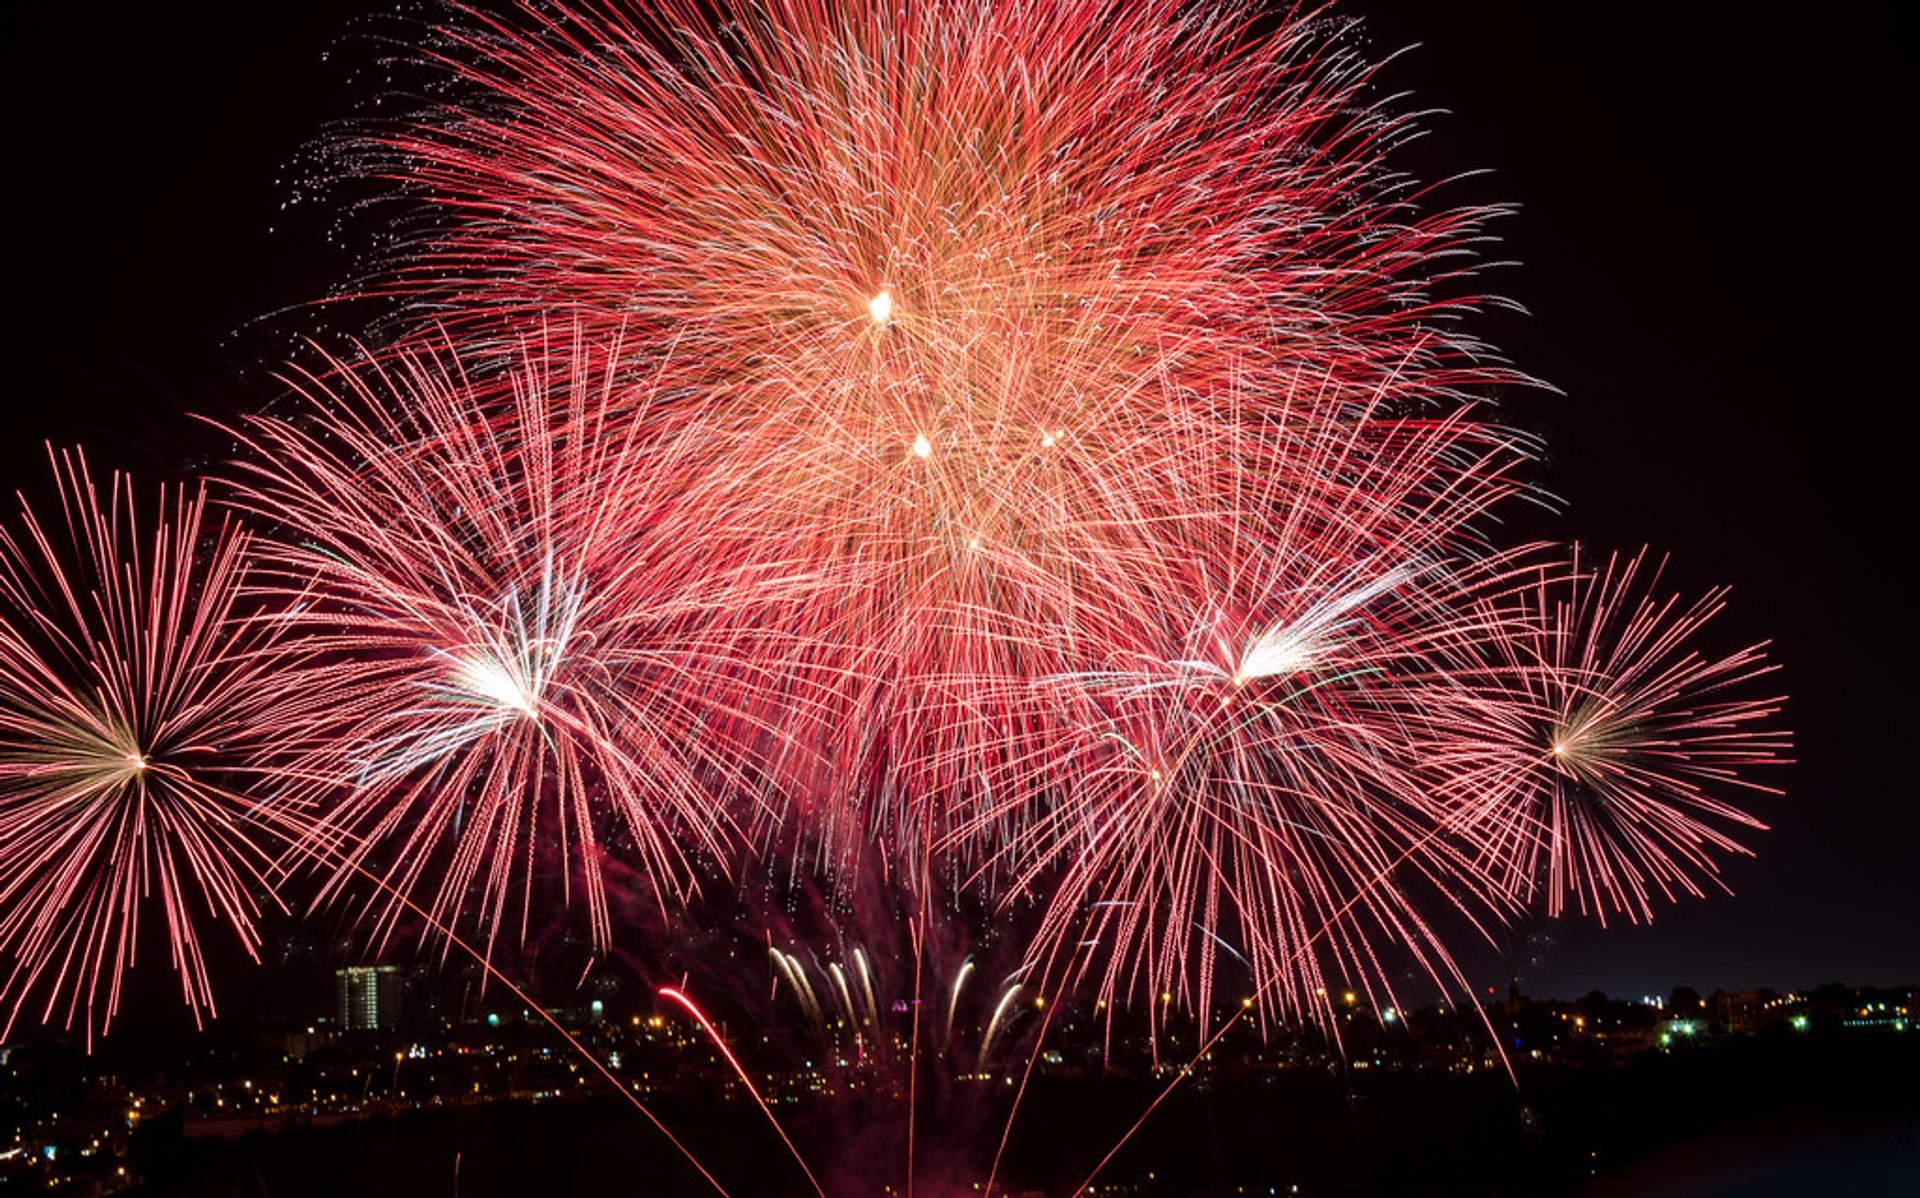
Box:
[2,0,1787,1189]
[344,0,1534,852]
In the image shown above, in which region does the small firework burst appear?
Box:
[0,450,297,1044]
[1429,548,1789,924]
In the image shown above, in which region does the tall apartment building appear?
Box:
[335,965,402,1032]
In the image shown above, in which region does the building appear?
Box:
[335,966,402,1032]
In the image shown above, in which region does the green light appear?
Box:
[1791,1015,1809,1031]
[487,1012,502,1028]
[591,999,604,1015]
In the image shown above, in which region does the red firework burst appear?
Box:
[1425,548,1789,925]
[958,397,1542,1031]
[322,0,1532,881]
[350,0,1513,412]
[0,450,299,1046]
[224,330,817,959]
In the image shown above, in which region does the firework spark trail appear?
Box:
[660,985,827,1198]
[751,902,1045,1196]
[1059,812,1510,1198]
[222,329,830,962]
[906,904,924,1198]
[1424,547,1788,925]
[0,450,305,1047]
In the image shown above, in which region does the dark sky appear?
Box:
[8,2,1913,1009]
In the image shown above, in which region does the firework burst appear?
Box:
[1426,548,1789,925]
[347,0,1514,412]
[225,330,817,959]
[0,450,298,1045]
[322,0,1534,884]
[958,395,1545,1033]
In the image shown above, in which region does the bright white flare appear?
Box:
[868,288,893,324]
[454,654,538,716]
[913,432,932,459]
[1233,626,1318,684]
[1231,565,1417,685]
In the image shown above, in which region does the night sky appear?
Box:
[8,1,1912,1015]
